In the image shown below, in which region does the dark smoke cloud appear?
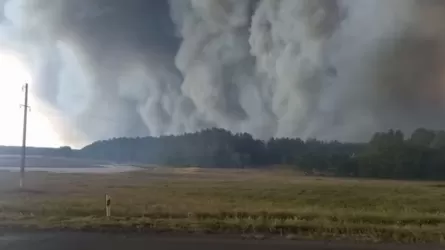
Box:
[2,0,186,144]
[359,0,445,135]
[1,0,445,146]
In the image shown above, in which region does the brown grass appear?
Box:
[0,167,445,243]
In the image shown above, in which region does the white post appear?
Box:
[105,194,111,218]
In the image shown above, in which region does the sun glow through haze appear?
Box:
[0,52,62,147]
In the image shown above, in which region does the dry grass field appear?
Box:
[1,167,445,243]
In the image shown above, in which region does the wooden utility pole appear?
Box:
[20,83,30,189]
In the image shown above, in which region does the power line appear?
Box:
[13,89,130,124]
[31,108,122,124]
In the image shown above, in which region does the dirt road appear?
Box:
[0,232,443,250]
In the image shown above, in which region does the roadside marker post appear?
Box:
[106,195,111,218]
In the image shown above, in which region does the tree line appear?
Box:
[77,127,445,180]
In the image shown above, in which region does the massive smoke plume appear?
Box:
[1,0,445,145]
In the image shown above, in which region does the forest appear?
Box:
[75,128,445,180]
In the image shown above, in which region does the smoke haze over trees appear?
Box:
[76,127,445,181]
[2,1,445,146]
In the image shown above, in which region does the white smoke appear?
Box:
[249,0,344,139]
[1,0,445,145]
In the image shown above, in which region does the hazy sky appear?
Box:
[0,52,62,147]
[2,0,445,148]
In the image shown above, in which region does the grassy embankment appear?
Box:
[1,167,445,243]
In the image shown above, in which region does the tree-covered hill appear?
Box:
[78,127,445,180]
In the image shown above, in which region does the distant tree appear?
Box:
[58,146,73,157]
[431,131,445,149]
[409,128,435,147]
